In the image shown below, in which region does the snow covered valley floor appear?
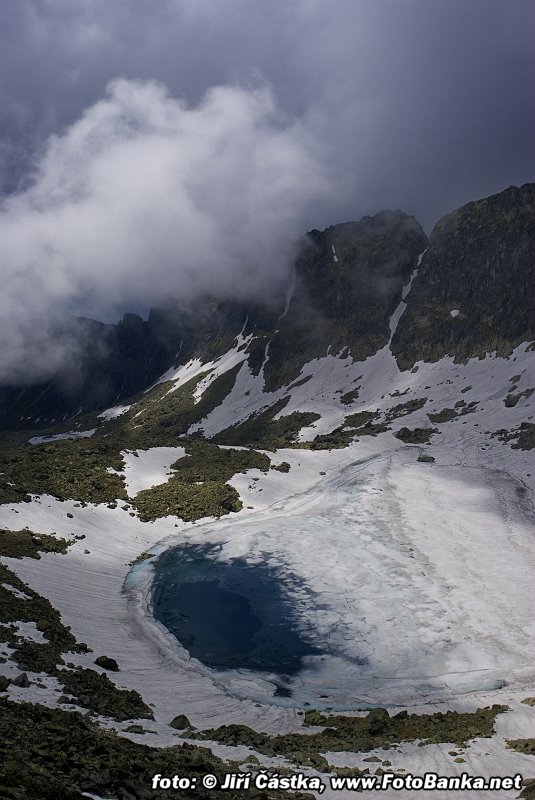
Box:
[136,450,535,711]
[1,341,534,798]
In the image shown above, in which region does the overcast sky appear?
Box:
[0,0,533,380]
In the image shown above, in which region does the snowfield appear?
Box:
[1,330,534,798]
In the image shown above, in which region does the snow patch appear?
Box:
[28,429,96,445]
[117,447,187,498]
[1,583,32,600]
[98,404,132,421]
[14,621,47,644]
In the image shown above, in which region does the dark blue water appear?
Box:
[152,543,321,677]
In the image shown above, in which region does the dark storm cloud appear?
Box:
[0,0,533,380]
[1,0,533,224]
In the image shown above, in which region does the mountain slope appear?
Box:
[392,183,535,369]
[0,183,534,799]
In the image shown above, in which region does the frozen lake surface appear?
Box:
[152,542,321,680]
[145,451,535,710]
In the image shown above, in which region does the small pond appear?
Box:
[151,543,321,679]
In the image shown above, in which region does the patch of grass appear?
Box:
[171,441,270,483]
[459,401,479,415]
[272,462,291,473]
[384,397,427,421]
[131,440,269,521]
[394,427,438,444]
[0,529,74,560]
[427,408,458,423]
[134,480,243,523]
[193,705,508,766]
[504,388,534,407]
[213,398,319,450]
[59,668,153,722]
[287,375,313,391]
[119,365,242,448]
[340,387,360,405]
[492,422,535,450]
[427,402,478,424]
[0,366,257,513]
[311,410,389,450]
[0,438,127,505]
[519,779,535,800]
[507,737,535,755]
[0,564,89,673]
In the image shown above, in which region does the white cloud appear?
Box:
[0,78,328,381]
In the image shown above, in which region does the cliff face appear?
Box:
[261,211,427,391]
[391,183,535,369]
[0,183,533,430]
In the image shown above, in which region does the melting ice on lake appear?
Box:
[152,543,323,695]
[141,453,534,710]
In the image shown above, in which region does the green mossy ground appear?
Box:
[213,398,319,450]
[309,399,430,450]
[504,388,534,407]
[492,422,535,450]
[427,401,478,424]
[0,529,74,560]
[0,564,88,673]
[133,442,269,522]
[519,780,535,800]
[134,480,243,523]
[427,408,458,423]
[0,563,156,724]
[272,461,291,472]
[122,365,242,447]
[394,427,438,444]
[384,397,427,421]
[171,441,270,482]
[310,410,389,450]
[192,705,508,768]
[0,698,308,800]
[0,367,273,521]
[507,737,535,755]
[340,386,361,405]
[59,668,153,721]
[0,437,127,505]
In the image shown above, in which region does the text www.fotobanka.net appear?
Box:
[151,771,524,793]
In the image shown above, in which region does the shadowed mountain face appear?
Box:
[0,184,533,430]
[261,210,427,391]
[0,314,173,429]
[391,183,535,369]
